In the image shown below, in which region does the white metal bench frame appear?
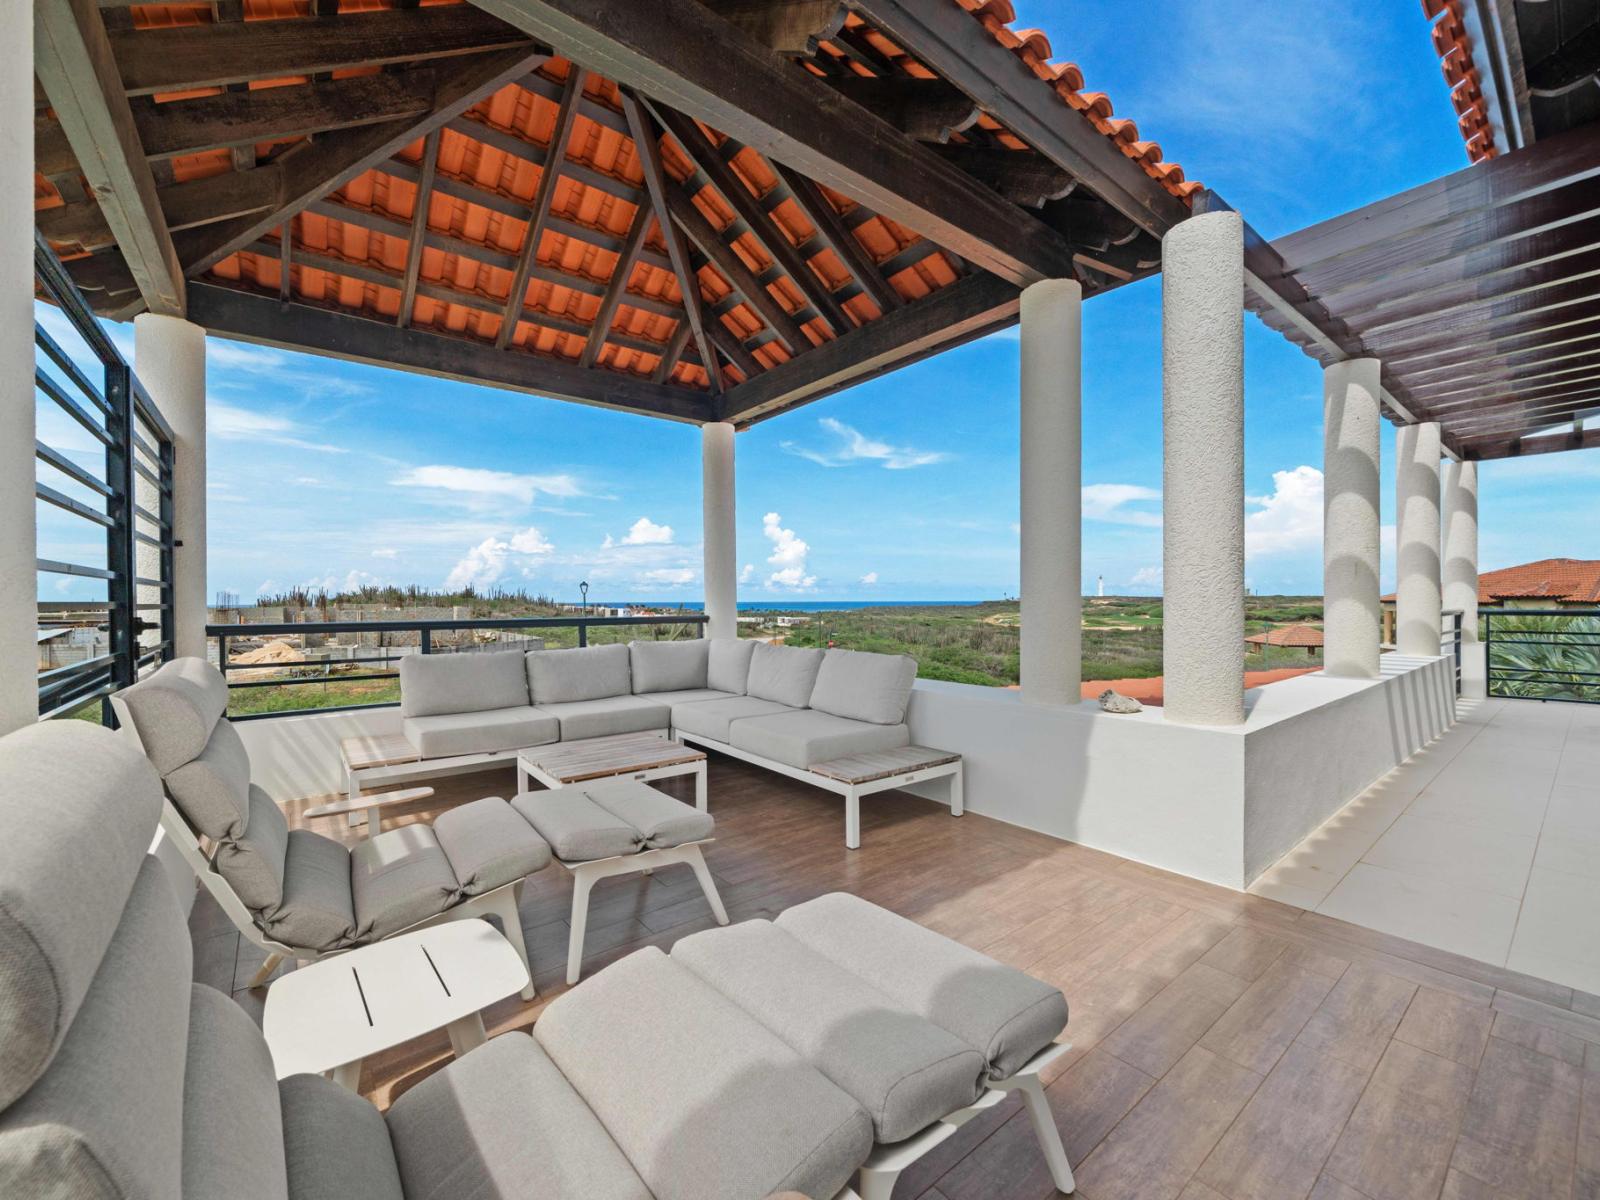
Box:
[673,731,963,849]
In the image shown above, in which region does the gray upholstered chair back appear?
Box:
[0,721,289,1198]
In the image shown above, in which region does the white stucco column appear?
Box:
[1395,422,1443,657]
[1019,278,1082,705]
[1443,459,1482,697]
[1322,358,1383,679]
[0,0,34,735]
[1161,211,1245,726]
[135,315,207,659]
[701,421,736,640]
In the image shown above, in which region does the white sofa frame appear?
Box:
[673,731,963,849]
[111,697,538,999]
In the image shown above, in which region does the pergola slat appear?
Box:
[580,199,653,369]
[773,161,902,314]
[396,130,440,329]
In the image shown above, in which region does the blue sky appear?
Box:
[35,1,1600,605]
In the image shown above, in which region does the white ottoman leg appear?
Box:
[567,869,596,985]
[686,845,728,925]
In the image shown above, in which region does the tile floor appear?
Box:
[1251,696,1600,992]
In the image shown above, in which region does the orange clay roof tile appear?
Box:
[1422,0,1497,161]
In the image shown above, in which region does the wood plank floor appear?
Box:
[189,756,1600,1200]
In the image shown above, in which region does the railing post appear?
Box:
[578,621,588,648]
[421,628,432,654]
[104,362,136,693]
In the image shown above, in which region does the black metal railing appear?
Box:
[1442,608,1464,695]
[1485,609,1600,704]
[208,614,710,720]
[35,231,176,720]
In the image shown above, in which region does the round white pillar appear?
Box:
[1161,211,1245,726]
[1395,422,1443,657]
[1019,278,1082,705]
[701,421,737,641]
[1322,358,1383,679]
[134,314,207,660]
[0,0,34,735]
[1443,459,1482,696]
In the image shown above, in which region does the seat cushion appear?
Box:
[669,695,796,743]
[745,642,826,707]
[537,695,671,741]
[163,717,252,839]
[115,656,230,773]
[280,1074,404,1200]
[533,947,872,1200]
[350,824,458,942]
[512,790,639,861]
[260,830,355,952]
[638,687,740,708]
[671,920,984,1141]
[707,637,756,694]
[386,1033,650,1200]
[182,984,287,1200]
[432,797,551,893]
[587,779,713,849]
[731,710,911,769]
[399,649,530,718]
[527,643,631,704]
[402,705,557,759]
[809,649,918,725]
[776,893,1068,1080]
[630,638,710,693]
[213,783,290,912]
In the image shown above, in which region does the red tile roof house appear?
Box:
[1383,559,1600,642]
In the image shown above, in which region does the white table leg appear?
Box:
[686,845,729,925]
[445,1012,487,1059]
[516,761,530,794]
[949,765,964,818]
[845,787,861,850]
[347,769,364,828]
[330,1059,362,1091]
[694,760,707,812]
[566,869,596,985]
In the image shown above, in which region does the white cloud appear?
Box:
[508,527,554,554]
[782,417,950,470]
[210,402,349,454]
[762,511,816,590]
[860,571,879,585]
[395,465,586,507]
[738,563,756,584]
[206,338,374,402]
[370,547,399,559]
[1246,465,1323,556]
[1082,483,1163,527]
[636,567,695,587]
[607,516,674,547]
[302,568,385,593]
[1129,565,1163,591]
[443,526,554,590]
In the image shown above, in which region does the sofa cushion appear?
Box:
[809,649,918,725]
[536,695,671,741]
[533,947,872,1200]
[639,687,740,708]
[669,695,796,743]
[511,791,639,861]
[402,705,557,759]
[213,784,290,912]
[630,638,710,693]
[280,1074,404,1200]
[777,893,1068,1080]
[587,779,714,849]
[259,831,355,952]
[745,642,826,707]
[431,797,551,893]
[0,723,162,1110]
[707,637,756,694]
[399,649,530,718]
[181,984,287,1200]
[527,643,631,704]
[115,656,231,773]
[164,716,252,839]
[386,1033,650,1200]
[671,920,984,1141]
[351,824,457,942]
[731,710,911,769]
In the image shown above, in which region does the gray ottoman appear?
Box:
[513,779,727,982]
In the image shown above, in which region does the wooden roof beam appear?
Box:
[395,130,440,328]
[701,0,847,56]
[580,199,654,369]
[821,75,979,144]
[932,143,1075,209]
[465,0,1078,285]
[772,161,901,313]
[36,0,183,316]
[38,163,280,251]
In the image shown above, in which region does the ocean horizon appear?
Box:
[598,599,997,613]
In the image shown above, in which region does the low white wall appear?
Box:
[234,705,402,801]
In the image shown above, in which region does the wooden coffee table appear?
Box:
[516,731,708,811]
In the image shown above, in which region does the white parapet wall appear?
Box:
[234,654,1457,893]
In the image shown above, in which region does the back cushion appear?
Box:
[213,785,291,913]
[182,984,288,1200]
[527,644,631,704]
[0,723,162,1109]
[117,656,230,774]
[400,650,530,718]
[0,858,192,1199]
[707,638,755,694]
[164,717,253,840]
[630,639,710,693]
[807,650,918,725]
[745,643,826,708]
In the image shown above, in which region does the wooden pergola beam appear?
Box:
[187,282,716,422]
[494,69,584,350]
[580,199,653,369]
[36,0,184,315]
[772,161,901,313]
[720,271,1018,423]
[701,0,847,56]
[38,163,281,250]
[110,5,531,95]
[464,0,1078,286]
[820,75,979,144]
[395,130,440,328]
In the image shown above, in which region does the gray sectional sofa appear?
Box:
[0,721,1074,1200]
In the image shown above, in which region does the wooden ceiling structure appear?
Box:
[34,0,1201,427]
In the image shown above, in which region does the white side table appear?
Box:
[262,918,529,1090]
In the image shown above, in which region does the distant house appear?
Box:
[1244,624,1324,655]
[1380,558,1600,645]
